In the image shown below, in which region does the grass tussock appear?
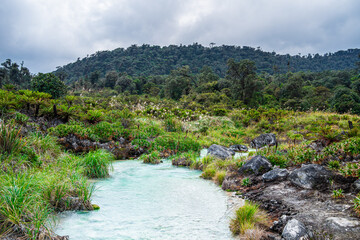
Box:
[81,149,114,178]
[230,201,269,236]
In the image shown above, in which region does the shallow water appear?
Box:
[55,160,236,240]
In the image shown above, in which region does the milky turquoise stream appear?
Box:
[55,151,244,240]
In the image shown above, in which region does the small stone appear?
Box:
[353,179,360,192]
[282,219,313,240]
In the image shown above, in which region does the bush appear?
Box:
[81,149,114,178]
[86,110,104,124]
[140,151,162,164]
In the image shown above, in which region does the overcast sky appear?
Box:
[0,0,359,73]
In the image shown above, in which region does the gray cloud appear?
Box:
[0,0,359,73]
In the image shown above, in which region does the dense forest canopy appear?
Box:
[53,44,360,83]
[1,44,360,115]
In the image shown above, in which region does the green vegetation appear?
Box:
[230,201,269,236]
[1,46,360,238]
[81,149,114,178]
[332,189,345,199]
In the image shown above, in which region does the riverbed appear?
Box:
[56,159,241,240]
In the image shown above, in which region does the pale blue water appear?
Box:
[55,160,235,240]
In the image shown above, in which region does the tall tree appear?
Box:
[226,59,257,104]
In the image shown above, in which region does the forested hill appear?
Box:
[55,44,360,83]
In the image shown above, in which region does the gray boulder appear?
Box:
[229,144,248,152]
[262,168,289,182]
[353,179,360,192]
[282,219,313,240]
[207,144,235,160]
[239,155,272,175]
[289,164,332,190]
[250,133,277,149]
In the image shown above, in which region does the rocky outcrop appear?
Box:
[58,134,145,159]
[229,144,248,152]
[207,144,235,160]
[282,218,313,240]
[262,168,289,182]
[250,133,277,149]
[289,164,332,190]
[238,155,272,175]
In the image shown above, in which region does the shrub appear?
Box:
[81,149,114,178]
[140,151,162,164]
[164,117,181,132]
[332,189,345,199]
[86,110,103,124]
[14,112,29,125]
[242,177,251,187]
[328,160,340,170]
[354,194,360,216]
[230,201,268,235]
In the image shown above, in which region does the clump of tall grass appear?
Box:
[0,172,51,239]
[230,201,269,236]
[0,123,25,156]
[80,149,114,178]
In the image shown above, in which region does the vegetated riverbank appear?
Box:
[0,89,360,239]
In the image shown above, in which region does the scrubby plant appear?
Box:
[80,149,114,178]
[328,160,340,170]
[140,151,162,164]
[354,194,360,216]
[85,109,103,124]
[14,112,29,125]
[230,201,268,235]
[242,177,251,187]
[332,189,345,199]
[339,163,360,178]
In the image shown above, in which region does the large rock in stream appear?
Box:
[289,164,332,190]
[207,144,235,160]
[282,218,313,240]
[238,155,272,175]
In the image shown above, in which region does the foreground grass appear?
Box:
[230,201,269,237]
[0,124,113,239]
